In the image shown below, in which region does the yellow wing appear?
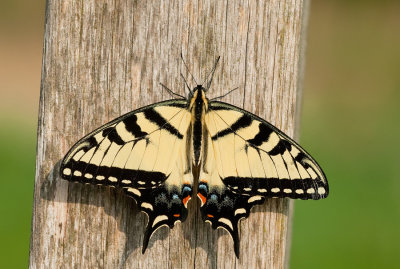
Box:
[60,99,193,252]
[197,101,328,257]
[205,101,328,199]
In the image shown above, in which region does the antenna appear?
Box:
[180,52,198,86]
[210,87,239,101]
[180,73,193,96]
[204,56,220,91]
[159,83,186,99]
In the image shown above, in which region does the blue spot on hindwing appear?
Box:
[199,184,208,192]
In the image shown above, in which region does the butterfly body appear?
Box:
[189,86,209,165]
[61,84,328,258]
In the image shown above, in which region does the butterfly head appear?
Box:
[189,85,209,111]
[194,85,206,93]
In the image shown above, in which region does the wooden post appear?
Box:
[30,0,309,268]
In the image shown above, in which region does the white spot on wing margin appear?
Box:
[152,215,168,227]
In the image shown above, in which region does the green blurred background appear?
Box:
[1,0,399,268]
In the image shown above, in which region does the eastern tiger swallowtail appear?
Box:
[60,58,328,258]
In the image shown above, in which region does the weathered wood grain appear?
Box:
[30,0,309,268]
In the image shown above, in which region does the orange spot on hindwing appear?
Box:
[207,214,214,218]
[183,195,191,207]
[197,193,207,206]
[173,214,180,217]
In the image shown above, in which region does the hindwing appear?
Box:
[60,99,193,252]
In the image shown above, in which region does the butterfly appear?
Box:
[60,57,328,258]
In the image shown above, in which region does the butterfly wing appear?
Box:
[199,101,328,257]
[60,99,193,252]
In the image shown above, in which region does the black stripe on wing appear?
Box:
[144,109,184,139]
[100,127,126,145]
[122,114,149,138]
[211,114,252,140]
[247,124,293,156]
[246,123,273,146]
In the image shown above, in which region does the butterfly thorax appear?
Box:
[189,86,209,166]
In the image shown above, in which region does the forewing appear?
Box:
[206,101,328,199]
[60,99,194,252]
[199,101,328,257]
